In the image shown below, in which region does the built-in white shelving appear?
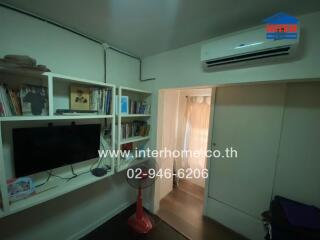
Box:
[0,68,117,218]
[117,86,152,172]
[0,68,153,217]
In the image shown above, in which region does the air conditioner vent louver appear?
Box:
[201,26,299,69]
[205,46,291,67]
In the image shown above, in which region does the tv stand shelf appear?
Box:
[0,114,113,122]
[8,169,114,215]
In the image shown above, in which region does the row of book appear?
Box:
[121,121,150,139]
[116,96,151,115]
[0,85,20,116]
[89,88,112,114]
[128,99,150,114]
[0,84,48,117]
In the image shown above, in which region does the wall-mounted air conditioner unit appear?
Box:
[201,27,299,69]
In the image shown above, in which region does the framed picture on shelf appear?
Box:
[20,85,48,116]
[121,96,129,114]
[70,86,90,110]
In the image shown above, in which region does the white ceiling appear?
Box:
[1,0,320,57]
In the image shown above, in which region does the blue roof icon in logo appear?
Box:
[263,12,299,24]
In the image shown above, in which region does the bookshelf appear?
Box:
[116,86,152,172]
[0,70,115,120]
[0,68,116,218]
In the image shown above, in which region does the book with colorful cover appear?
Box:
[121,96,129,114]
[0,85,12,116]
[8,88,22,115]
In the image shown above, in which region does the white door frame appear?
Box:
[153,87,216,214]
[203,87,216,215]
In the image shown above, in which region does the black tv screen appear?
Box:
[13,124,101,177]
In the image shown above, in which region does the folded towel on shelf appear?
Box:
[0,54,51,72]
[4,55,37,67]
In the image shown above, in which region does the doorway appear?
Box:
[155,87,214,239]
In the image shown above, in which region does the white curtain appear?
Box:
[181,96,211,187]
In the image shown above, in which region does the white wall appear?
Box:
[0,6,105,82]
[106,49,141,87]
[0,6,139,240]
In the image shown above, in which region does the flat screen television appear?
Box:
[12,124,101,177]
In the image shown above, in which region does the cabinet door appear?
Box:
[208,83,286,218]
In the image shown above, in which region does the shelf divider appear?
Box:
[0,124,10,214]
[48,74,54,116]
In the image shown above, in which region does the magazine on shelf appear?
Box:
[0,85,12,117]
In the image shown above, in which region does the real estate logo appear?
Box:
[263,12,299,40]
